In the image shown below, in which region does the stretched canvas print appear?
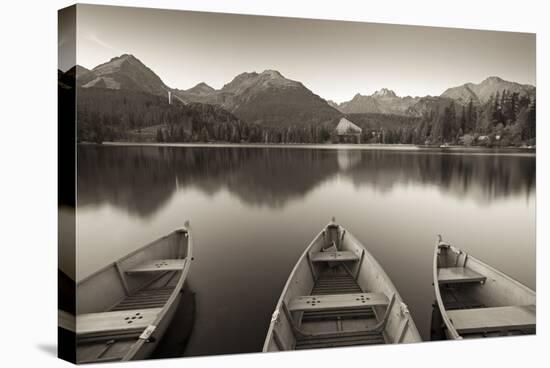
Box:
[58,3,536,364]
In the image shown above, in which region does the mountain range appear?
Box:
[71,54,340,128]
[331,77,535,116]
[70,53,535,123]
[174,69,341,126]
[61,53,536,145]
[335,88,420,115]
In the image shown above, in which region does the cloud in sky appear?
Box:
[86,32,123,55]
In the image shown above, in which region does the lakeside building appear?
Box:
[334,117,362,144]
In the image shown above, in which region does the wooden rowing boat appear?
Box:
[72,225,193,363]
[263,219,422,351]
[432,235,535,340]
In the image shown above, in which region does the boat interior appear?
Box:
[292,264,388,350]
[434,240,535,339]
[75,229,191,363]
[264,222,420,351]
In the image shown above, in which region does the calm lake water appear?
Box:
[76,144,535,355]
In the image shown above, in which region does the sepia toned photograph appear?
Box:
[58,4,536,364]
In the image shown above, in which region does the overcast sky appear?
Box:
[66,4,535,102]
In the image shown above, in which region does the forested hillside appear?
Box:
[76,87,336,144]
[76,88,243,143]
[414,92,536,146]
[345,113,423,144]
[76,85,535,146]
[68,53,536,147]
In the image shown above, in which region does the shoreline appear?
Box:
[79,142,536,156]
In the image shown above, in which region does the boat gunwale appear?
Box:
[432,237,535,340]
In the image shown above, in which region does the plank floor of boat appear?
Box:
[295,331,385,349]
[111,271,179,311]
[111,288,173,311]
[440,286,486,310]
[297,266,383,349]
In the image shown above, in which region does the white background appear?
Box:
[0,0,547,367]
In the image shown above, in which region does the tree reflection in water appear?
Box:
[77,145,535,218]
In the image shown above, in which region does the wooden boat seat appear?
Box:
[310,251,359,263]
[126,258,186,273]
[288,293,388,312]
[447,305,536,334]
[76,308,162,335]
[437,267,486,284]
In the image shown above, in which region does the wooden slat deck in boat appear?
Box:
[111,287,174,311]
[311,272,363,295]
[437,267,486,284]
[111,270,181,312]
[440,287,486,310]
[447,305,536,334]
[296,266,384,349]
[304,271,374,321]
[295,331,385,350]
[78,271,180,345]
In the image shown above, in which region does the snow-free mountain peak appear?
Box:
[441,76,535,104]
[186,82,216,95]
[336,88,418,115]
[81,53,169,96]
[373,88,397,98]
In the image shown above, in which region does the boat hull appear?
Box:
[74,226,193,363]
[432,238,535,340]
[263,221,421,352]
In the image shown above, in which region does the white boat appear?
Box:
[263,219,422,351]
[432,235,535,340]
[73,225,193,363]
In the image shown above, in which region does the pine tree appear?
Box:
[522,98,536,141]
[441,102,456,143]
[460,105,467,134]
[156,128,164,142]
[199,126,209,142]
[492,91,501,126]
[467,98,477,132]
[509,92,518,124]
[93,123,104,144]
[318,127,330,143]
[501,89,511,125]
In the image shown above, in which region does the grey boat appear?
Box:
[432,235,535,340]
[68,225,193,363]
[263,219,422,352]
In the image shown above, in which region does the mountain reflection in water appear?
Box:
[77,145,535,218]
